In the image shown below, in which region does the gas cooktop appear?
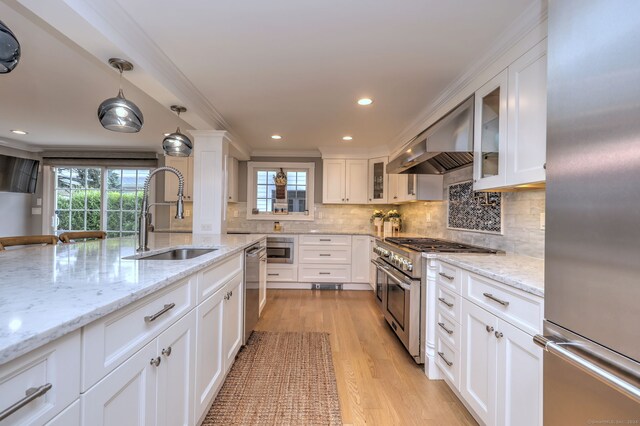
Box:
[384,237,501,254]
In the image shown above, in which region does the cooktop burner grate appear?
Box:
[385,237,500,254]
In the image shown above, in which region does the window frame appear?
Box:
[246,162,315,221]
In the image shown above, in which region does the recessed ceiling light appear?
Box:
[271,135,282,140]
[357,98,373,106]
[11,129,28,135]
[342,136,353,141]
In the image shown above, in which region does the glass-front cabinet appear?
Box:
[368,156,388,203]
[473,69,508,190]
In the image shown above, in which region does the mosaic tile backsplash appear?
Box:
[448,181,502,233]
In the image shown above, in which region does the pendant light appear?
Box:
[97,58,144,133]
[162,105,193,157]
[0,20,20,74]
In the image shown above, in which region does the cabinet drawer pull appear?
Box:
[495,331,504,339]
[144,303,176,322]
[438,322,453,335]
[319,254,331,257]
[483,293,510,306]
[437,352,453,367]
[319,272,331,275]
[162,346,172,357]
[268,273,280,276]
[438,297,454,308]
[0,383,52,421]
[486,325,495,333]
[319,239,331,242]
[150,356,161,367]
[439,272,454,280]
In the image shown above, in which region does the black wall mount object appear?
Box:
[0,20,21,74]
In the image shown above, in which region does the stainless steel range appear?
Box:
[372,237,499,364]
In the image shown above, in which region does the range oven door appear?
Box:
[380,265,421,362]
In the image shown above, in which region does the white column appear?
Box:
[189,130,230,234]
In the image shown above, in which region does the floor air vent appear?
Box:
[312,283,343,291]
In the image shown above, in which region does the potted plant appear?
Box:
[370,209,385,234]
[385,209,402,233]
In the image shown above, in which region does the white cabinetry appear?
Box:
[165,156,194,201]
[433,260,543,426]
[350,236,371,284]
[368,157,388,203]
[298,235,352,283]
[227,156,239,203]
[474,41,547,190]
[0,331,80,426]
[322,159,368,204]
[222,273,244,373]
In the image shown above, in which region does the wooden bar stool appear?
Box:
[59,231,107,243]
[0,235,59,251]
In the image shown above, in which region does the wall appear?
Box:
[0,145,43,237]
[400,167,545,258]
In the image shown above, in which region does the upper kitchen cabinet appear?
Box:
[473,41,548,191]
[322,159,368,204]
[506,40,547,186]
[164,155,193,201]
[368,157,388,203]
[474,70,509,190]
[227,156,239,203]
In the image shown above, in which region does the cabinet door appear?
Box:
[164,156,191,202]
[395,174,409,202]
[345,160,368,204]
[223,273,244,373]
[322,160,346,203]
[507,40,547,186]
[194,288,225,421]
[227,156,239,203]
[156,310,196,426]
[368,157,388,203]
[461,299,498,425]
[81,341,157,426]
[474,70,508,190]
[496,319,542,426]
[351,236,371,283]
[387,174,399,203]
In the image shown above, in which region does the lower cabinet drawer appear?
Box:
[0,331,80,426]
[436,310,460,351]
[266,266,297,282]
[45,400,79,426]
[436,285,461,324]
[435,335,460,391]
[298,264,351,282]
[298,235,351,246]
[198,253,243,303]
[82,277,196,391]
[298,246,351,264]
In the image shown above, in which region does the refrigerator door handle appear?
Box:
[534,334,640,404]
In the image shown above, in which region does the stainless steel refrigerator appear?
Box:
[535,0,640,422]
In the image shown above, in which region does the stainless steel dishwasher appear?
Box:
[244,242,266,344]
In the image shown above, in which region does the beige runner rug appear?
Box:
[202,331,342,426]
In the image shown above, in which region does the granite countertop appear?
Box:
[0,233,265,365]
[429,253,544,297]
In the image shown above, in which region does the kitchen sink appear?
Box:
[129,248,218,260]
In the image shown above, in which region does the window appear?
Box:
[54,167,151,237]
[247,162,315,221]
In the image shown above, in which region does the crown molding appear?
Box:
[388,0,548,156]
[318,145,389,159]
[250,149,322,158]
[0,138,43,153]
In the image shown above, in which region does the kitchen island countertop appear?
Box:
[0,233,265,365]
[427,253,544,297]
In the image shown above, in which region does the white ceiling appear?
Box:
[3,0,539,154]
[0,0,191,152]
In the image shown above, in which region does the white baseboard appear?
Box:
[266,282,374,290]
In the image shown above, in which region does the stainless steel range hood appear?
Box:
[387,96,474,174]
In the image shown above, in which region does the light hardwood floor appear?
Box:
[255,289,477,426]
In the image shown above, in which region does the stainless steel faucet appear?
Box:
[138,166,185,251]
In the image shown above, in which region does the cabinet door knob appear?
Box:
[162,346,172,357]
[486,325,494,333]
[150,356,161,367]
[495,331,504,339]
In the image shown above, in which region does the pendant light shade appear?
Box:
[97,58,144,133]
[0,20,20,74]
[163,106,192,157]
